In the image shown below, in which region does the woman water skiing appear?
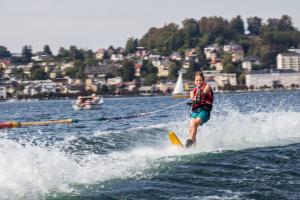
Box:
[186,71,214,148]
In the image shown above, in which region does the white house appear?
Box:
[277,53,300,71]
[202,71,237,86]
[242,56,260,70]
[245,70,300,88]
[169,52,182,61]
[224,43,244,62]
[204,44,219,60]
[107,77,122,85]
[110,54,124,62]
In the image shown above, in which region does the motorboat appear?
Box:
[72,95,104,110]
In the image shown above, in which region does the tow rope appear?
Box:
[0,98,191,129]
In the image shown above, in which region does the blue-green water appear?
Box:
[0,91,300,199]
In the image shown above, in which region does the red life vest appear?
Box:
[192,82,214,111]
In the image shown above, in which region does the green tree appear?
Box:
[0,46,11,58]
[139,23,180,53]
[65,60,85,79]
[30,64,48,80]
[278,15,294,31]
[22,45,32,64]
[196,47,209,70]
[99,85,109,94]
[125,37,139,53]
[183,60,200,80]
[144,73,157,86]
[43,45,52,56]
[56,47,70,61]
[69,46,84,61]
[247,16,262,35]
[168,61,181,80]
[11,68,27,80]
[238,72,246,85]
[120,60,135,81]
[199,16,232,42]
[230,15,245,35]
[222,53,235,73]
[182,18,200,48]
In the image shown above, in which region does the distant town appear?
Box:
[1,15,300,100]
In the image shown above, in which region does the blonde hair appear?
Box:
[194,71,205,80]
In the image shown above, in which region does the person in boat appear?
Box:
[90,93,99,104]
[76,96,85,107]
[186,71,214,148]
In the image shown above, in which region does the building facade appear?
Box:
[277,53,300,71]
[245,70,300,88]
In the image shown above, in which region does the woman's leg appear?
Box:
[188,118,202,143]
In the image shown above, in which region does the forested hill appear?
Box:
[126,15,300,68]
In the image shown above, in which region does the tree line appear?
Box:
[130,15,300,68]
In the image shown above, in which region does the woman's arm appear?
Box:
[190,90,194,100]
[202,84,212,95]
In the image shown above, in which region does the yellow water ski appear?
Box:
[168,131,184,147]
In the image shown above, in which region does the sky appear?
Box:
[1,0,300,54]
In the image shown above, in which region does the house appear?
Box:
[0,59,11,70]
[115,81,136,92]
[157,58,171,77]
[84,64,119,78]
[223,43,241,52]
[204,44,220,60]
[31,52,52,62]
[245,69,300,89]
[277,53,300,71]
[52,78,69,93]
[185,48,197,61]
[138,86,153,93]
[182,61,190,69]
[11,53,22,60]
[60,62,74,72]
[210,51,218,64]
[151,56,162,68]
[22,80,58,95]
[41,83,57,93]
[107,77,122,85]
[96,48,106,60]
[23,85,40,96]
[110,54,124,62]
[169,52,182,61]
[224,43,244,62]
[202,71,237,86]
[242,56,260,70]
[85,78,98,93]
[16,63,33,76]
[148,54,161,60]
[210,60,223,71]
[67,84,85,94]
[135,63,142,77]
[42,62,58,73]
[135,47,148,58]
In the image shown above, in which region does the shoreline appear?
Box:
[1,88,300,102]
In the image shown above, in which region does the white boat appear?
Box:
[172,70,188,98]
[72,96,104,110]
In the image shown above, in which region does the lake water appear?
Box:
[0,91,300,199]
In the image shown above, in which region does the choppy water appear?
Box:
[0,91,300,200]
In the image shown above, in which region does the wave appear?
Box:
[0,109,299,199]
